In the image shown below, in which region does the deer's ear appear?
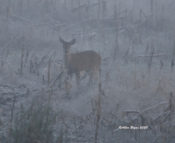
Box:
[70,39,76,45]
[59,37,65,44]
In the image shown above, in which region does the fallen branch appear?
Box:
[136,54,169,58]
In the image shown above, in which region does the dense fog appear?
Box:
[0,0,175,143]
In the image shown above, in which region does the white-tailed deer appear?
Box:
[59,37,101,86]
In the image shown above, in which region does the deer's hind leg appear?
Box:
[88,68,101,87]
[87,71,96,87]
[75,72,80,86]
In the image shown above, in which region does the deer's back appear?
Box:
[68,50,101,72]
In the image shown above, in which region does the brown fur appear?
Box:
[60,37,101,85]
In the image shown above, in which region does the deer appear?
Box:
[59,37,101,87]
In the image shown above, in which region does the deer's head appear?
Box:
[59,37,76,54]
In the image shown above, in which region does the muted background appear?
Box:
[0,0,175,143]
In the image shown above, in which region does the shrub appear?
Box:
[9,99,56,143]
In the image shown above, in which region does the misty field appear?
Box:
[0,0,175,143]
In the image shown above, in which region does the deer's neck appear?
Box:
[64,51,71,67]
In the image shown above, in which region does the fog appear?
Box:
[0,0,175,143]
